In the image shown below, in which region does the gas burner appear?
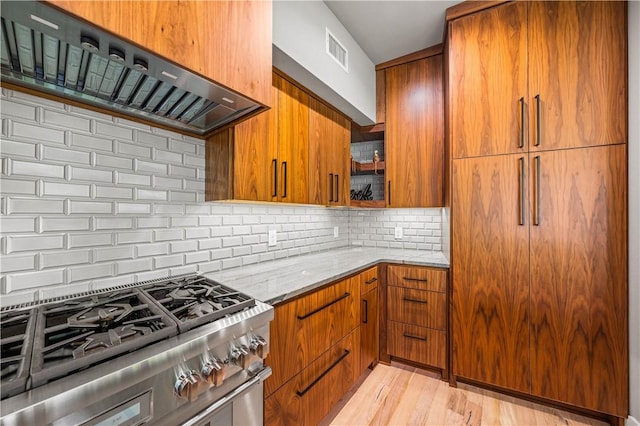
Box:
[29,289,177,388]
[0,309,36,399]
[140,276,255,332]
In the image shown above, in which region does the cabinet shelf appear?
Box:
[351,160,385,175]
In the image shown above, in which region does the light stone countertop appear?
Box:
[204,247,449,305]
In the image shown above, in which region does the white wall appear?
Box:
[628,2,640,424]
[272,0,376,125]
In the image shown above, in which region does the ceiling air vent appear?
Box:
[326,28,348,72]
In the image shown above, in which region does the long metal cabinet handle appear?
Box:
[519,157,525,226]
[297,292,350,320]
[535,94,541,147]
[365,277,377,285]
[362,299,368,324]
[402,277,427,283]
[534,156,541,226]
[335,174,339,202]
[296,349,350,396]
[329,173,334,202]
[272,159,278,197]
[387,181,391,206]
[403,333,427,342]
[281,161,287,198]
[519,97,525,148]
[403,297,428,304]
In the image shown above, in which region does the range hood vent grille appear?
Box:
[1,2,261,136]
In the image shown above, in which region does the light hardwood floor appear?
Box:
[322,363,608,426]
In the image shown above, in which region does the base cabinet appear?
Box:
[358,267,379,374]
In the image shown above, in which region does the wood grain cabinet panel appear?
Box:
[387,322,446,369]
[387,287,446,331]
[448,1,528,158]
[451,155,531,393]
[360,286,378,374]
[265,278,358,397]
[265,329,360,426]
[48,0,272,106]
[387,265,446,292]
[528,1,627,151]
[358,266,379,295]
[529,145,628,416]
[385,54,444,207]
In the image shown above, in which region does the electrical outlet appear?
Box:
[333,226,339,238]
[394,226,403,239]
[268,230,277,247]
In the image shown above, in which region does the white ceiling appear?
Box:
[324,0,460,65]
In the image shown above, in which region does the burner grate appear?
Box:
[0,308,36,399]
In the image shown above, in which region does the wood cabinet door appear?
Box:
[333,113,351,206]
[360,287,378,374]
[529,145,628,416]
[275,75,309,204]
[451,155,530,393]
[233,85,278,201]
[385,55,444,207]
[49,1,272,106]
[528,1,627,152]
[448,1,528,158]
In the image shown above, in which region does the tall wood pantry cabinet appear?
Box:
[448,0,628,419]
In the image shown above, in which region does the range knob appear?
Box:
[201,358,224,387]
[249,336,268,359]
[174,370,206,401]
[229,345,250,369]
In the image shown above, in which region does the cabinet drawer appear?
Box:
[387,265,446,292]
[266,278,358,396]
[359,266,379,294]
[387,321,446,368]
[387,286,446,330]
[265,329,360,426]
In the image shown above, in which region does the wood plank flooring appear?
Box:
[322,363,608,426]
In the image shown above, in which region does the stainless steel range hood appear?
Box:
[1,1,262,137]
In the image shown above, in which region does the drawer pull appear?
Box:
[365,277,378,285]
[296,349,350,397]
[297,292,350,320]
[403,333,427,342]
[402,277,428,283]
[362,299,368,324]
[402,297,427,304]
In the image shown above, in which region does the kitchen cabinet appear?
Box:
[448,1,628,418]
[385,265,448,374]
[308,98,351,206]
[358,267,379,374]
[47,0,272,107]
[385,54,444,207]
[449,1,626,159]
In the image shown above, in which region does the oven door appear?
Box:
[181,367,271,426]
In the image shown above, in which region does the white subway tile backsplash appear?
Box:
[134,159,167,175]
[185,228,210,239]
[95,185,133,199]
[68,201,113,215]
[116,172,151,186]
[198,238,221,250]
[222,257,242,269]
[170,191,197,202]
[154,254,183,268]
[42,145,90,165]
[69,167,112,183]
[136,189,167,201]
[116,258,153,275]
[153,176,182,189]
[6,198,65,215]
[68,233,112,248]
[3,268,65,293]
[197,261,221,273]
[40,250,90,268]
[2,100,37,121]
[0,178,37,196]
[169,139,197,154]
[116,203,151,215]
[168,164,196,178]
[7,159,64,179]
[12,121,65,144]
[1,140,37,158]
[116,231,153,245]
[185,251,210,264]
[0,253,37,273]
[71,133,113,152]
[95,121,133,140]
[170,240,198,253]
[137,217,169,229]
[153,149,182,164]
[94,246,134,262]
[42,109,91,132]
[94,217,134,230]
[118,142,151,158]
[154,229,183,241]
[137,131,168,148]
[0,217,36,233]
[137,243,169,257]
[68,263,113,282]
[42,182,91,197]
[171,217,198,228]
[40,217,91,232]
[95,154,132,169]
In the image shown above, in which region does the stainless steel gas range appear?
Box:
[0,274,273,426]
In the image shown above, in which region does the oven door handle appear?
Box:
[180,367,272,426]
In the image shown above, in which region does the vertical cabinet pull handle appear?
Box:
[535,94,541,147]
[519,157,525,226]
[329,173,334,203]
[362,299,368,324]
[272,159,278,197]
[387,181,391,206]
[534,156,541,226]
[519,97,525,148]
[281,161,287,198]
[335,174,339,202]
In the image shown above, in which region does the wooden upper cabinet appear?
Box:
[529,145,628,416]
[528,1,627,151]
[385,54,444,208]
[449,1,527,158]
[275,74,309,204]
[451,154,530,393]
[308,99,351,206]
[47,1,272,106]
